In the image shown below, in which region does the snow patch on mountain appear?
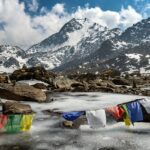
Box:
[125,53,142,62]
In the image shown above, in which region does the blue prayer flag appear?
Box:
[62,111,84,121]
[127,101,143,123]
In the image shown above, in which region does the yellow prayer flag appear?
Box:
[21,114,33,131]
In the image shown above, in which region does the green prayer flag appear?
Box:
[5,115,23,133]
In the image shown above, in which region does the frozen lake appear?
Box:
[0,92,150,150]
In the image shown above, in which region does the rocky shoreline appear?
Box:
[0,66,149,104]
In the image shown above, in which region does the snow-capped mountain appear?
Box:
[53,17,150,74]
[27,18,121,69]
[0,17,150,74]
[0,45,27,73]
[120,17,150,44]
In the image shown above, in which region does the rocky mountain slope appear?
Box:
[0,45,26,73]
[53,18,150,74]
[0,17,150,73]
[26,18,121,69]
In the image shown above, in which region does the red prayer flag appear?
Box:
[106,106,124,120]
[0,114,8,129]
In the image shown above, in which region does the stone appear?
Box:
[2,101,33,114]
[0,74,9,83]
[112,78,130,85]
[0,83,47,102]
[71,82,88,92]
[100,69,121,78]
[10,66,56,84]
[32,83,48,90]
[53,76,75,90]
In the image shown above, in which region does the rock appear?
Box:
[98,86,115,92]
[32,83,48,90]
[53,76,75,90]
[3,101,33,114]
[87,79,118,92]
[62,121,73,128]
[53,76,88,91]
[42,109,61,116]
[72,117,87,128]
[88,84,100,92]
[141,90,150,96]
[62,117,87,129]
[68,73,97,82]
[100,69,121,78]
[112,78,130,85]
[10,66,56,84]
[71,82,88,92]
[0,74,9,83]
[95,80,116,88]
[0,83,46,102]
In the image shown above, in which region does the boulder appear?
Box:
[68,73,98,82]
[94,80,116,88]
[100,69,121,78]
[32,83,48,90]
[0,83,46,102]
[62,117,87,129]
[0,74,9,83]
[71,82,88,92]
[53,76,76,90]
[2,101,33,114]
[10,66,56,84]
[98,86,115,93]
[112,78,130,85]
[62,121,73,128]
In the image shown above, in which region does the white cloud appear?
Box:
[28,0,39,12]
[52,3,65,14]
[0,0,143,49]
[120,6,142,28]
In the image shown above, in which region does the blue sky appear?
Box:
[0,0,150,48]
[20,0,150,15]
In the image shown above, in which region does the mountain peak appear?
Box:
[120,17,150,44]
[59,18,83,33]
[1,17,150,74]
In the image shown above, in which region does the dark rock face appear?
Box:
[16,50,26,58]
[27,57,41,66]
[3,57,20,68]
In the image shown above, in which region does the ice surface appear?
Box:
[0,92,150,150]
[17,80,49,86]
